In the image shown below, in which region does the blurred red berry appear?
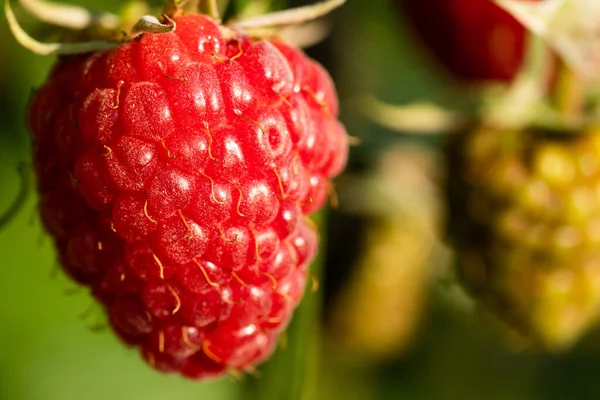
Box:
[401,0,539,82]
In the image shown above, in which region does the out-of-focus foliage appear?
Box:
[327,145,445,362]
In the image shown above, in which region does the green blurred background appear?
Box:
[4,0,600,399]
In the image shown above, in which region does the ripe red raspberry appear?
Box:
[400,0,539,82]
[29,13,347,379]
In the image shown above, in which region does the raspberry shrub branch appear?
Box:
[5,0,346,56]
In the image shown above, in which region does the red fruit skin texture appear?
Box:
[401,0,539,82]
[29,14,348,379]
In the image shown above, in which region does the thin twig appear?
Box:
[0,163,30,230]
[19,0,119,30]
[233,0,345,30]
[5,0,118,55]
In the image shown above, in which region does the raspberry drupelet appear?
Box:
[30,14,348,379]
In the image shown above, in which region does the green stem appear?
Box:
[197,0,220,19]
[242,210,327,400]
[0,163,29,230]
[550,57,584,123]
[207,0,220,19]
[234,0,272,20]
